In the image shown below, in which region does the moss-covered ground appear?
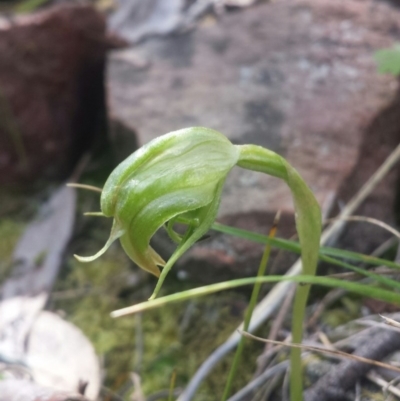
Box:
[52,236,264,400]
[0,183,266,400]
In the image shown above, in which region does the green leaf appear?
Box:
[375,44,400,76]
[211,222,400,271]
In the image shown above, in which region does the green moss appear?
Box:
[52,241,262,400]
[321,296,361,328]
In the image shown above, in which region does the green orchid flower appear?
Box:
[75,127,321,304]
[74,126,321,400]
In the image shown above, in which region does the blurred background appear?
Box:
[0,0,400,400]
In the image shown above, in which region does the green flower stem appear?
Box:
[236,145,287,179]
[291,285,309,398]
[236,145,322,401]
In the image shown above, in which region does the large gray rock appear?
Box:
[107,0,400,281]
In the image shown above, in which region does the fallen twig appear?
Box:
[241,331,400,375]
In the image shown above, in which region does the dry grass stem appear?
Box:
[267,285,295,350]
[366,371,400,399]
[66,183,103,193]
[380,315,400,329]
[325,215,400,240]
[241,331,400,374]
[317,332,334,349]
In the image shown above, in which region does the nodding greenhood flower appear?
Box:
[75,127,321,300]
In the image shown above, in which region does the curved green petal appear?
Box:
[120,182,219,277]
[101,127,239,217]
[119,234,164,277]
[149,179,226,299]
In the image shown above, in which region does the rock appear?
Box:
[108,0,184,44]
[107,0,400,281]
[0,4,109,185]
[26,311,101,400]
[0,379,89,401]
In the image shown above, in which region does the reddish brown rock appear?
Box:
[0,5,109,185]
[108,0,400,280]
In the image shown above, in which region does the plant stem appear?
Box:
[290,284,310,399]
[237,144,321,401]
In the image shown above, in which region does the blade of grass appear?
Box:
[111,275,400,317]
[319,254,400,290]
[212,222,400,270]
[221,212,280,401]
[215,222,400,291]
[168,370,177,401]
